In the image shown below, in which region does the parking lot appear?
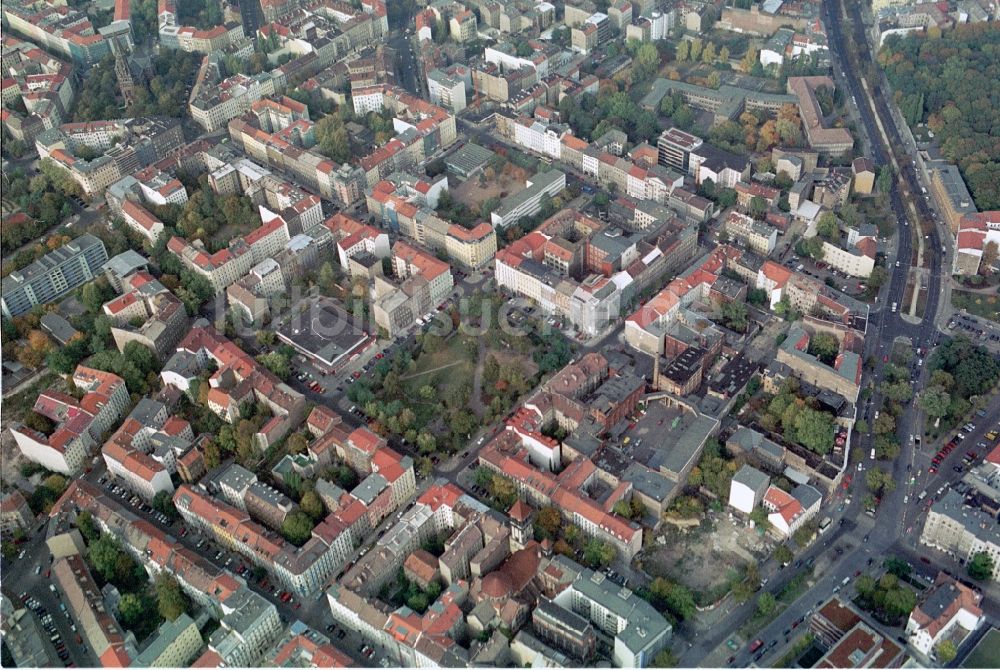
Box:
[947,312,1000,347]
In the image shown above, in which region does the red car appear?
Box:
[929,466,938,474]
[374,352,384,359]
[353,371,362,379]
[749,640,764,653]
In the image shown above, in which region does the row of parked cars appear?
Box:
[18,592,78,666]
[98,478,172,525]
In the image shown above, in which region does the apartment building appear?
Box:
[775,322,863,403]
[12,366,129,475]
[0,35,76,139]
[1,233,107,317]
[53,553,132,666]
[120,200,166,244]
[551,557,671,668]
[954,211,1000,275]
[130,613,202,668]
[391,240,455,305]
[491,170,566,229]
[427,64,471,113]
[531,597,597,662]
[102,398,195,501]
[175,484,353,597]
[656,127,703,173]
[1,0,109,64]
[103,271,189,361]
[205,588,282,666]
[446,222,498,270]
[786,76,854,155]
[725,211,777,254]
[920,490,1000,580]
[162,322,305,450]
[905,573,983,656]
[449,10,478,42]
[930,162,979,234]
[0,491,34,535]
[190,72,279,132]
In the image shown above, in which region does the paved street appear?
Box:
[675,0,990,665]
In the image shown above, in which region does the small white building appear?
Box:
[729,465,770,515]
[763,483,822,537]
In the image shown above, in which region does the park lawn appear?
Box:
[951,290,1000,323]
[399,334,476,422]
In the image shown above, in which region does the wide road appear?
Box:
[683,0,957,665]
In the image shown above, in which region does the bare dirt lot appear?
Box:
[642,513,772,602]
[451,163,530,211]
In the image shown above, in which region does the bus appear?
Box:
[818,516,832,534]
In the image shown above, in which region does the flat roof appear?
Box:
[275,299,369,368]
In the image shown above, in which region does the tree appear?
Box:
[152,491,178,521]
[793,407,835,455]
[118,593,146,627]
[676,39,689,61]
[720,300,749,332]
[300,490,324,521]
[865,468,896,496]
[256,351,291,380]
[873,412,896,436]
[81,282,107,313]
[473,466,494,491]
[718,46,730,64]
[748,195,767,218]
[982,241,999,274]
[936,639,957,664]
[756,591,776,616]
[648,578,697,621]
[919,386,951,417]
[967,551,994,581]
[633,42,661,81]
[774,544,794,566]
[155,572,188,621]
[651,649,678,668]
[701,41,716,63]
[875,436,900,461]
[281,511,315,545]
[286,432,309,455]
[315,114,351,162]
[583,538,616,568]
[18,330,53,368]
[816,212,840,240]
[535,506,562,539]
[808,332,839,363]
[689,38,703,61]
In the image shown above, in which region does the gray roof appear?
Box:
[494,170,565,219]
[39,313,80,345]
[315,478,346,502]
[131,613,197,666]
[102,249,149,279]
[622,463,675,503]
[350,473,387,505]
[733,464,769,493]
[639,412,719,477]
[931,490,1000,545]
[791,483,822,510]
[216,463,257,495]
[570,567,671,653]
[534,597,592,636]
[218,588,275,635]
[129,398,165,428]
[3,234,106,295]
